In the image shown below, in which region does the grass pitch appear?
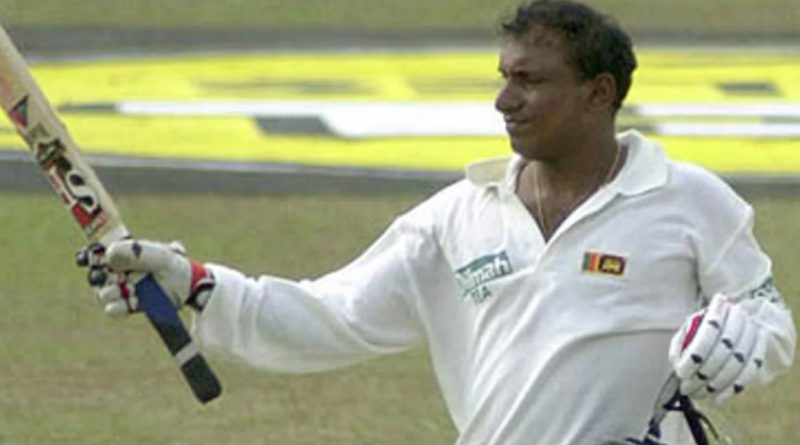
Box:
[0,191,798,444]
[0,0,799,38]
[0,192,454,445]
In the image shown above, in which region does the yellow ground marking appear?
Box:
[0,49,798,174]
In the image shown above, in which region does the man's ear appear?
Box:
[584,72,617,113]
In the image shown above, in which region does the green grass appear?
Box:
[0,192,454,445]
[0,191,798,444]
[0,0,798,36]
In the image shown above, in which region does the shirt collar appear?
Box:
[465,130,668,196]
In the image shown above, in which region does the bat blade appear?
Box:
[0,24,221,403]
[0,40,126,244]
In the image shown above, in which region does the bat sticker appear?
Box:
[8,95,28,128]
[35,137,108,236]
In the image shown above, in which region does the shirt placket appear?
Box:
[502,181,622,263]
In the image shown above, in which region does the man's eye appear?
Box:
[524,77,544,86]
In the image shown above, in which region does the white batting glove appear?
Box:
[669,293,767,405]
[77,240,215,318]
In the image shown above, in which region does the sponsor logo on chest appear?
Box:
[455,251,513,304]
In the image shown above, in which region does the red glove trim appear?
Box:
[189,259,209,292]
[681,314,704,351]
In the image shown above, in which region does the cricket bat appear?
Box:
[0,25,222,403]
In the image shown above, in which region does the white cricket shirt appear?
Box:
[194,130,795,445]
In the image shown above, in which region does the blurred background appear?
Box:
[0,1,798,444]
[3,0,800,46]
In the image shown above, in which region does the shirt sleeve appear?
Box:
[191,215,435,373]
[698,204,796,385]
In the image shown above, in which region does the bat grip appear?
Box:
[135,275,222,403]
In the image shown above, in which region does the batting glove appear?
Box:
[77,239,215,318]
[669,293,766,405]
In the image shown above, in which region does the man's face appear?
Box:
[495,35,591,161]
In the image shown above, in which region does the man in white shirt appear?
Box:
[82,1,796,444]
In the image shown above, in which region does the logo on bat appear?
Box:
[34,137,108,236]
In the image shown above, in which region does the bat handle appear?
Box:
[135,274,222,403]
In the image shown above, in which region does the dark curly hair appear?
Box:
[500,0,637,111]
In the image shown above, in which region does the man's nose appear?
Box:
[494,82,523,115]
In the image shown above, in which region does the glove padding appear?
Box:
[669,293,767,405]
[78,239,214,318]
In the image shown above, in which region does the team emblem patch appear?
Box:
[582,251,626,276]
